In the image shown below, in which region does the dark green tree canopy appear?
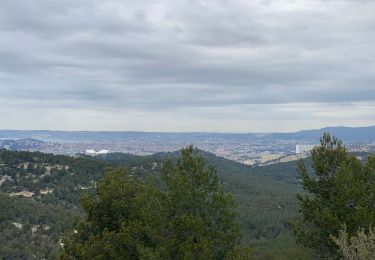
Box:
[159,147,240,259]
[293,133,375,258]
[60,146,248,259]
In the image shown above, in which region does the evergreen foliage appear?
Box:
[293,133,375,258]
[60,146,250,259]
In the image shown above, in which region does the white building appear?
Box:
[85,149,110,155]
[296,144,316,154]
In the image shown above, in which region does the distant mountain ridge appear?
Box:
[0,126,374,143]
[266,126,375,142]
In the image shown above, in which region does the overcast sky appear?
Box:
[0,0,374,132]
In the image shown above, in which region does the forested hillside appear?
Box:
[101,151,307,256]
[0,149,313,258]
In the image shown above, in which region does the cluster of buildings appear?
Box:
[242,144,317,166]
[1,137,374,166]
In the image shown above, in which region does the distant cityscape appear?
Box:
[0,127,374,166]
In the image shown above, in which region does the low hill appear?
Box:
[0,149,308,258]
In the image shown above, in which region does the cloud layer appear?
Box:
[0,0,374,132]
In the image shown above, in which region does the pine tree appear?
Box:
[60,146,249,259]
[293,133,375,258]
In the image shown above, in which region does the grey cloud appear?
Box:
[0,0,374,130]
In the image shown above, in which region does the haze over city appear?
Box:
[0,0,374,132]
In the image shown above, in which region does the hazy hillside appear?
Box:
[284,126,375,142]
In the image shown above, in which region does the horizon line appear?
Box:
[0,125,374,135]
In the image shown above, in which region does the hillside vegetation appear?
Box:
[0,148,315,258]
